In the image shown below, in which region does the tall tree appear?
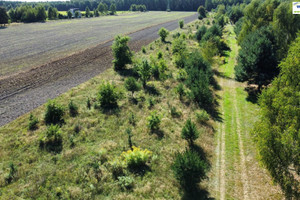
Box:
[35,5,46,22]
[110,3,116,15]
[0,6,8,25]
[235,26,278,91]
[253,34,300,198]
[98,2,104,13]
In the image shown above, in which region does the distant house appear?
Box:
[69,8,82,18]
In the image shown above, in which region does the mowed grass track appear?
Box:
[0,11,194,76]
[210,25,283,199]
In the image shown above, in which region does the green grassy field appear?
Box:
[0,19,216,199]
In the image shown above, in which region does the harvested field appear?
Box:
[0,11,194,76]
[0,13,197,126]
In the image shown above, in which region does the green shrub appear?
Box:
[173,53,186,68]
[39,124,63,153]
[181,119,199,146]
[179,19,184,29]
[121,146,152,169]
[196,25,207,41]
[170,106,181,118]
[4,163,17,184]
[173,32,181,39]
[97,82,120,109]
[112,35,133,70]
[172,149,208,190]
[157,51,163,59]
[196,110,209,124]
[117,176,134,190]
[147,111,162,132]
[128,112,136,126]
[124,77,141,97]
[44,100,65,125]
[28,113,39,131]
[172,37,187,54]
[142,46,146,54]
[68,100,78,117]
[158,27,169,42]
[176,68,187,81]
[147,97,156,109]
[176,83,185,100]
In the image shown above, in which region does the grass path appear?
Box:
[211,25,283,199]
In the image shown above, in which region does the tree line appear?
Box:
[0,0,249,13]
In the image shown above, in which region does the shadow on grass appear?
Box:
[204,103,223,123]
[128,165,151,177]
[100,107,121,116]
[150,129,164,139]
[117,68,138,78]
[245,85,260,104]
[213,69,233,80]
[128,96,138,105]
[0,26,8,29]
[144,84,160,96]
[210,76,222,91]
[182,188,215,200]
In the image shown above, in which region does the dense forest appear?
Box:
[0,0,249,12]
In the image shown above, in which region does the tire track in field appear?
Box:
[233,83,250,199]
[215,77,226,200]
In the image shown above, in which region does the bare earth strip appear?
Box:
[0,11,194,76]
[0,14,197,127]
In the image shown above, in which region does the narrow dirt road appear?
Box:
[0,14,197,127]
[212,25,283,199]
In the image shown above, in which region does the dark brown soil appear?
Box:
[0,14,197,126]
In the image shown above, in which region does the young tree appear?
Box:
[48,7,58,20]
[67,10,72,19]
[75,11,80,18]
[138,59,152,88]
[158,27,169,42]
[181,119,199,146]
[179,20,184,29]
[110,3,116,15]
[85,6,90,18]
[172,150,207,190]
[124,77,141,97]
[197,5,206,19]
[0,6,9,25]
[111,35,133,70]
[195,25,207,41]
[8,8,16,22]
[235,26,278,91]
[94,9,99,17]
[253,35,300,198]
[98,2,105,14]
[98,82,120,109]
[35,6,46,22]
[103,3,108,14]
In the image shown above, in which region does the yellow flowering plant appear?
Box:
[121,146,152,169]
